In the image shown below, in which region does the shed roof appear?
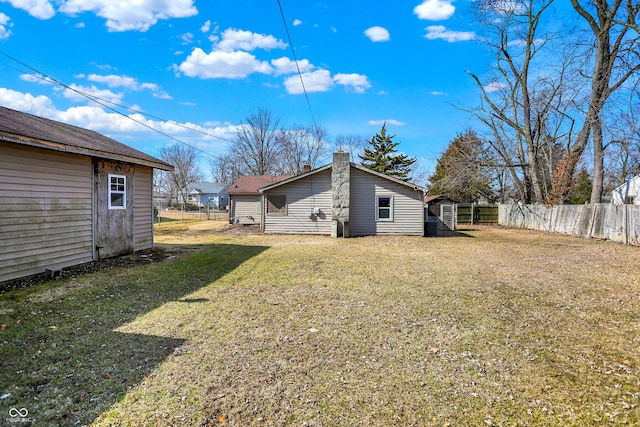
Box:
[0,106,173,170]
[227,175,292,196]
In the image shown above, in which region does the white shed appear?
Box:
[612,175,640,205]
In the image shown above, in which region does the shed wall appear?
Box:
[134,165,153,250]
[350,168,424,236]
[262,169,332,235]
[0,142,93,282]
[230,195,261,224]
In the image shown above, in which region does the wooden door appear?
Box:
[94,160,134,259]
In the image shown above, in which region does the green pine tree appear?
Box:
[359,123,416,181]
[568,168,592,204]
[428,130,495,203]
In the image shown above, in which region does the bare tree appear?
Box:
[276,125,329,174]
[209,152,242,183]
[467,0,573,203]
[160,144,204,206]
[335,134,367,162]
[231,108,282,175]
[558,0,640,203]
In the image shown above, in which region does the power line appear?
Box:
[0,50,230,161]
[276,0,321,136]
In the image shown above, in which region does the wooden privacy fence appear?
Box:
[457,204,499,224]
[498,203,640,246]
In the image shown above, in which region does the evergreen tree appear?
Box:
[428,130,495,203]
[568,168,592,204]
[359,123,416,181]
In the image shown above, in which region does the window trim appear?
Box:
[266,194,287,216]
[108,174,127,210]
[376,195,393,222]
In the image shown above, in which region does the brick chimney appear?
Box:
[331,151,350,237]
[302,163,311,173]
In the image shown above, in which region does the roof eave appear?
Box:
[259,164,332,193]
[0,132,174,171]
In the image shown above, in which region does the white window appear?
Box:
[376,195,393,221]
[109,174,126,209]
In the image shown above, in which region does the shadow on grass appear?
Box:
[0,242,268,426]
[435,229,475,238]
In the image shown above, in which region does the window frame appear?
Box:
[266,194,287,216]
[376,195,394,221]
[108,174,127,210]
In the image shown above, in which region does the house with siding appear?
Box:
[259,151,426,237]
[0,106,173,282]
[612,175,640,205]
[181,182,230,209]
[227,175,291,225]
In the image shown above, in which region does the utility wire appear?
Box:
[0,50,229,160]
[276,0,320,136]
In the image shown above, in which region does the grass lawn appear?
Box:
[1,222,639,426]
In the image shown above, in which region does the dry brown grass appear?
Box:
[1,223,639,426]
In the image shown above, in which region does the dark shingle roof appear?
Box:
[0,106,173,170]
[227,175,292,196]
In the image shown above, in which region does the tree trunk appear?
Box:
[591,118,605,203]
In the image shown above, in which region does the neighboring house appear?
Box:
[227,175,291,225]
[180,182,230,209]
[259,151,426,237]
[424,195,457,232]
[612,175,640,205]
[0,106,173,283]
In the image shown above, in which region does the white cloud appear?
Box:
[180,32,194,44]
[293,19,302,26]
[369,119,407,126]
[216,28,287,52]
[85,74,170,99]
[200,19,210,33]
[333,73,371,93]
[1,0,54,19]
[284,69,333,94]
[0,87,56,116]
[484,81,506,93]
[60,83,124,104]
[179,48,273,79]
[59,0,197,32]
[424,25,475,42]
[414,0,455,21]
[283,70,371,95]
[364,26,390,42]
[271,57,313,76]
[19,73,56,85]
[430,91,447,95]
[0,88,238,150]
[0,13,12,39]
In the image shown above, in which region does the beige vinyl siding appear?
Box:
[263,169,332,235]
[231,195,261,224]
[134,165,153,250]
[0,142,93,282]
[350,168,424,236]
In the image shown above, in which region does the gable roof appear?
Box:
[613,175,640,192]
[0,106,173,170]
[227,175,292,196]
[188,182,230,194]
[259,162,426,194]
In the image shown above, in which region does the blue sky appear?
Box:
[0,0,492,177]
